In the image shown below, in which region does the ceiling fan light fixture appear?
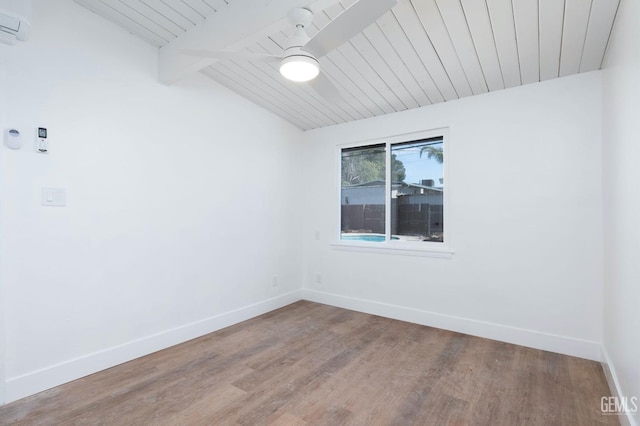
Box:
[279,55,319,82]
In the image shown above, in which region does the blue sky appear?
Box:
[393,142,443,185]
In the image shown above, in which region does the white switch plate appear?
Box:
[41,188,66,206]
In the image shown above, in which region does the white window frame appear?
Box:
[332,128,453,258]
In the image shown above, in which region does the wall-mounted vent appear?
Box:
[0,0,31,45]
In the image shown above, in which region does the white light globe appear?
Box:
[280,55,320,82]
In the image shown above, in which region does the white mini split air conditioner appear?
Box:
[0,0,32,45]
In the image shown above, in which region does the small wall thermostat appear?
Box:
[4,128,22,150]
[36,127,48,153]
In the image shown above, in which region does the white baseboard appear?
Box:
[5,290,302,404]
[601,346,638,426]
[302,289,602,361]
[4,289,607,405]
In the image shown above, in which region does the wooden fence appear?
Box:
[341,200,443,238]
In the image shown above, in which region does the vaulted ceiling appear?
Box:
[74,0,619,130]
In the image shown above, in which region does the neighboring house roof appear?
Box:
[346,180,443,192]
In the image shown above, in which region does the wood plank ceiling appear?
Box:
[74,0,619,130]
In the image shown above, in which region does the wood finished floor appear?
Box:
[0,301,618,426]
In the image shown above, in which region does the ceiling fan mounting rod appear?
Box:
[288,7,313,28]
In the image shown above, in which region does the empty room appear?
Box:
[0,0,638,424]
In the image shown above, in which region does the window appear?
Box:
[341,144,387,240]
[337,130,450,256]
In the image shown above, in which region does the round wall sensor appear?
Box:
[5,128,22,150]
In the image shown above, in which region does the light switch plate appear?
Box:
[41,188,66,206]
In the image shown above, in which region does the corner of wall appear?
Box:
[0,62,8,406]
[601,346,638,426]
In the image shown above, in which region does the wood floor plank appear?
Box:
[0,301,619,425]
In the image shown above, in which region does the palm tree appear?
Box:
[419,146,443,163]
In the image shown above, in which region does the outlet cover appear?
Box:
[41,188,66,206]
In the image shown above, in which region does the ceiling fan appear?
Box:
[181,0,397,102]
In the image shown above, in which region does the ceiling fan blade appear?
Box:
[307,71,342,103]
[304,0,397,58]
[180,49,280,63]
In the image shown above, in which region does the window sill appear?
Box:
[330,240,454,258]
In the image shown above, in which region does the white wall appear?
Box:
[0,0,629,409]
[0,52,7,406]
[0,0,303,403]
[302,72,604,360]
[602,0,640,423]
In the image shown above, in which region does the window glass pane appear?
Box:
[391,138,444,242]
[341,144,386,241]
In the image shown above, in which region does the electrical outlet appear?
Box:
[272,276,279,287]
[315,274,322,284]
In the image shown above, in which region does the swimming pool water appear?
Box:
[340,234,398,242]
